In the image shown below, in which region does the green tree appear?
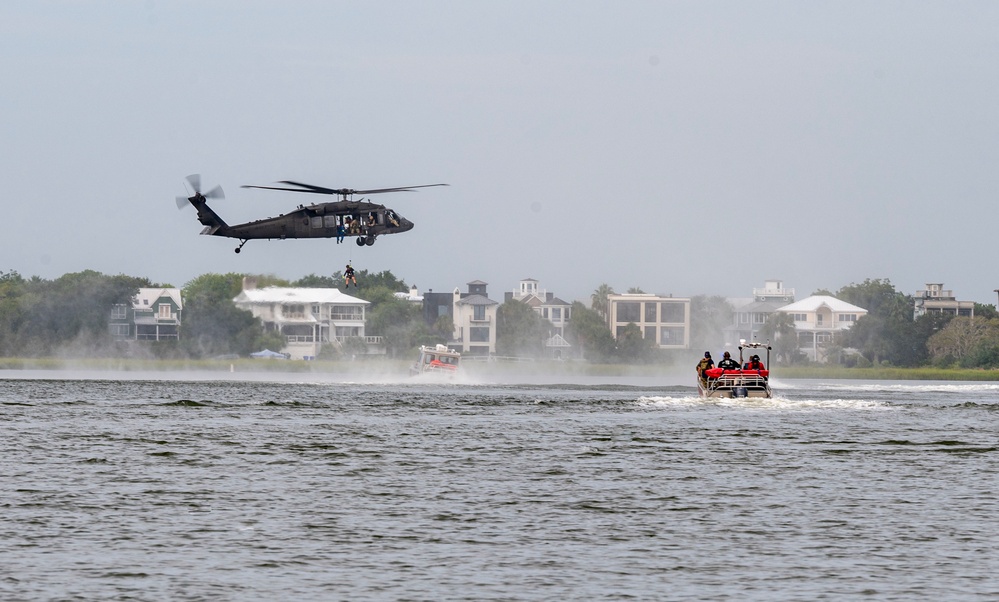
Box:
[974,303,998,320]
[181,273,277,357]
[760,312,801,365]
[362,285,424,357]
[836,279,919,365]
[353,269,408,292]
[496,300,549,358]
[591,284,615,321]
[17,270,151,357]
[567,301,616,362]
[927,316,996,364]
[293,273,338,288]
[615,321,654,363]
[689,295,732,352]
[0,270,27,356]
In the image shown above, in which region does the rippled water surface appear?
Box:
[2,372,998,601]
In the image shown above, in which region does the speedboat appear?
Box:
[697,341,772,398]
[410,344,461,377]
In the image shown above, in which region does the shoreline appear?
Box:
[1,357,997,381]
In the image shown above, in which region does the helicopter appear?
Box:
[176,174,448,253]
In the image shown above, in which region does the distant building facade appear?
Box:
[913,283,974,319]
[605,293,690,349]
[776,295,867,362]
[724,279,795,348]
[505,278,573,358]
[110,287,183,341]
[232,278,371,360]
[422,280,500,356]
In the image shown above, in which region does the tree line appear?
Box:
[1,269,996,367]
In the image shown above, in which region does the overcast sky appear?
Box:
[3,1,998,307]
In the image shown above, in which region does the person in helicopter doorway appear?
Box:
[743,354,766,371]
[696,351,714,385]
[344,264,357,289]
[336,220,346,244]
[717,351,740,370]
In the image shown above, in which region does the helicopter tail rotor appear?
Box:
[177,174,225,209]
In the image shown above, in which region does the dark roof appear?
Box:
[457,294,498,306]
[736,300,786,313]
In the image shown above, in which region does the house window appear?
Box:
[332,305,361,320]
[660,326,685,346]
[312,304,320,316]
[645,326,656,340]
[645,303,657,323]
[437,304,449,317]
[158,304,172,319]
[285,304,306,319]
[837,314,857,322]
[109,323,130,337]
[661,302,685,323]
[618,302,640,323]
[753,313,767,324]
[792,313,807,322]
[473,305,486,321]
[111,304,127,319]
[542,308,549,319]
[470,327,490,342]
[551,308,561,321]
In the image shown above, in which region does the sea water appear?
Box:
[1,372,997,601]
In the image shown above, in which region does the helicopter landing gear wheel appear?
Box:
[365,236,375,246]
[356,237,366,246]
[235,239,248,253]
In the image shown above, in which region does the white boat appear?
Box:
[410,344,461,377]
[697,341,773,398]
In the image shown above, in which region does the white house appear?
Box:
[232,280,371,360]
[776,295,867,362]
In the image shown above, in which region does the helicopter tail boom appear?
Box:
[186,193,229,235]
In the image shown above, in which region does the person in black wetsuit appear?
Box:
[344,264,357,288]
[718,351,740,370]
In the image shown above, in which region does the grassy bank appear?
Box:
[776,365,999,381]
[1,357,998,381]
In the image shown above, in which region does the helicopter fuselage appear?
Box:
[189,196,413,252]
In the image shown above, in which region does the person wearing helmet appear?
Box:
[696,351,714,385]
[718,351,740,370]
[744,354,765,371]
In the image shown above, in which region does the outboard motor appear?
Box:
[733,387,748,398]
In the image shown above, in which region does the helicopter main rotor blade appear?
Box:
[351,184,450,195]
[241,184,330,195]
[242,181,449,196]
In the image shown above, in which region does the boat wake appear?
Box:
[637,395,893,411]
